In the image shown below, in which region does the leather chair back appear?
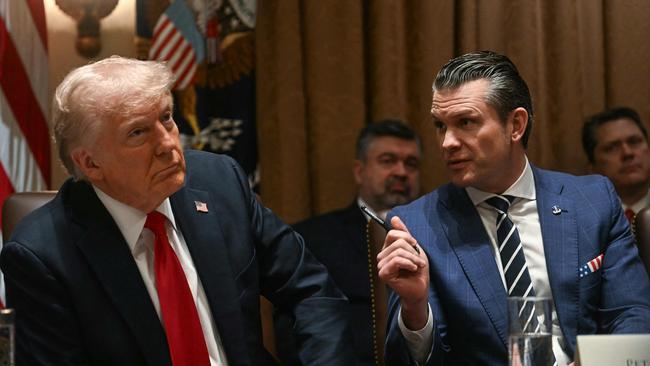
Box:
[2,191,57,243]
[633,207,650,276]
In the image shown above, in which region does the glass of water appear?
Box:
[0,309,14,366]
[508,297,553,366]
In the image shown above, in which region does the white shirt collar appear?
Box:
[465,157,536,206]
[622,188,650,213]
[92,186,177,253]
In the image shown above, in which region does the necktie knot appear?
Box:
[624,208,635,224]
[145,211,166,234]
[485,195,515,213]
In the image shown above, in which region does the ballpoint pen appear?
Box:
[360,205,420,255]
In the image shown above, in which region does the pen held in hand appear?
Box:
[360,205,420,255]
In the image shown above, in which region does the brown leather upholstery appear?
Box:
[633,207,650,276]
[2,191,57,243]
[259,297,277,359]
[367,219,388,366]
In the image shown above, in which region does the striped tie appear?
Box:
[486,196,557,365]
[485,195,535,298]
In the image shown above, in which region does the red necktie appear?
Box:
[625,208,635,224]
[145,212,211,366]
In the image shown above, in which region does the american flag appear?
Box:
[0,0,50,306]
[149,0,205,90]
[194,200,208,213]
[579,253,604,278]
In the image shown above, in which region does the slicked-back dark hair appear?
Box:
[433,51,534,148]
[581,106,647,163]
[356,119,421,161]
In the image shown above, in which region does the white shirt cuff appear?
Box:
[398,304,434,365]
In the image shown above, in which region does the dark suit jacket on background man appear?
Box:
[276,202,373,364]
[274,120,422,365]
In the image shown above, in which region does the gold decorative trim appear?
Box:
[366,221,381,366]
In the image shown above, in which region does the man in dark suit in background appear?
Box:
[0,56,355,366]
[274,120,422,365]
[378,51,650,365]
[582,107,650,221]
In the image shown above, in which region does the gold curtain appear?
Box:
[256,0,650,223]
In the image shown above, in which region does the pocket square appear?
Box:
[579,253,604,278]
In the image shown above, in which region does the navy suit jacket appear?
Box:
[0,151,354,366]
[275,202,375,365]
[385,166,650,365]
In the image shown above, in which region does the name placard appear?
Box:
[576,334,650,366]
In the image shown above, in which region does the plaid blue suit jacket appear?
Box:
[385,166,650,365]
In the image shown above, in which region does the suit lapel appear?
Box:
[66,181,170,366]
[170,187,249,366]
[533,167,578,341]
[437,185,509,346]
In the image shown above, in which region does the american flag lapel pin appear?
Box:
[579,253,604,278]
[194,201,208,213]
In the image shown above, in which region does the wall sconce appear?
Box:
[55,0,119,58]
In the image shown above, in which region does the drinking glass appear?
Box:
[508,297,553,366]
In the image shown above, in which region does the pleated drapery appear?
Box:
[256,1,650,223]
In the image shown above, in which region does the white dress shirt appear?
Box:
[621,188,650,214]
[401,158,571,365]
[94,187,228,365]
